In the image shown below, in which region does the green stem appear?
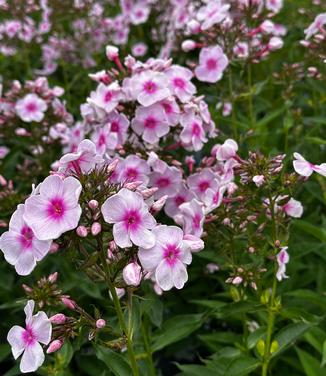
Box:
[247,63,255,129]
[98,247,139,376]
[228,69,238,139]
[141,317,156,376]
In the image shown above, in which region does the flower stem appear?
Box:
[247,63,255,129]
[228,69,238,140]
[141,317,156,376]
[98,245,139,376]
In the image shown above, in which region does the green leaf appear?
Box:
[152,314,204,352]
[306,137,326,146]
[293,221,326,243]
[296,347,325,376]
[256,106,286,128]
[96,346,132,376]
[176,364,217,376]
[56,342,74,368]
[322,340,326,368]
[224,356,261,376]
[247,327,266,349]
[0,343,11,362]
[273,323,313,356]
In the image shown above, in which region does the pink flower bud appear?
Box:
[150,195,168,214]
[106,158,119,174]
[47,339,64,354]
[50,313,66,324]
[49,242,59,254]
[48,272,58,283]
[61,297,76,310]
[106,45,119,60]
[123,180,143,190]
[76,225,88,237]
[96,319,106,329]
[181,39,197,52]
[206,263,219,273]
[88,200,99,210]
[123,262,142,286]
[268,37,283,51]
[91,222,102,236]
[140,187,158,200]
[0,175,7,186]
[232,276,243,285]
[252,175,265,187]
[22,284,33,293]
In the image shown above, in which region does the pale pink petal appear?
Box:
[20,341,45,373]
[101,194,128,223]
[113,222,132,248]
[30,312,52,345]
[0,231,22,264]
[15,253,37,276]
[7,325,25,359]
[155,260,173,291]
[172,260,188,289]
[138,245,163,271]
[24,300,35,325]
[130,226,156,249]
[293,160,313,177]
[39,175,64,200]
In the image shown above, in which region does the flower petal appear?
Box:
[20,341,45,373]
[7,325,25,359]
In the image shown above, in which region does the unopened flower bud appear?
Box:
[91,222,102,236]
[107,158,119,174]
[151,195,168,214]
[123,262,142,286]
[61,297,76,310]
[140,187,158,200]
[50,313,66,324]
[123,180,143,190]
[88,199,99,210]
[106,45,119,60]
[96,319,106,329]
[47,339,64,354]
[232,276,243,285]
[22,284,33,293]
[49,242,59,254]
[268,37,283,51]
[76,225,88,237]
[48,272,58,283]
[181,39,197,52]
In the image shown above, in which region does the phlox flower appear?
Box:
[131,71,170,107]
[116,155,150,185]
[91,126,118,155]
[215,139,238,161]
[165,184,195,218]
[195,45,228,83]
[197,0,230,30]
[304,13,326,39]
[293,153,326,178]
[59,139,104,174]
[187,168,219,201]
[15,94,47,122]
[149,164,182,199]
[24,175,82,241]
[87,81,122,114]
[180,110,208,151]
[138,225,193,290]
[130,4,150,25]
[282,198,303,218]
[165,65,196,102]
[276,247,289,281]
[0,205,51,275]
[160,98,180,126]
[203,185,227,214]
[177,199,205,237]
[107,111,130,146]
[131,104,170,143]
[7,300,52,373]
[266,0,283,13]
[101,188,156,249]
[132,42,148,57]
[233,42,249,59]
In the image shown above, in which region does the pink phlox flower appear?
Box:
[282,198,303,218]
[101,188,156,249]
[7,300,52,373]
[203,184,227,214]
[59,139,104,174]
[91,126,118,155]
[180,110,208,151]
[130,71,170,107]
[160,98,180,126]
[149,164,182,199]
[131,104,170,143]
[187,168,219,201]
[116,155,150,185]
[266,0,283,13]
[15,93,47,123]
[23,175,82,240]
[195,45,228,83]
[304,13,326,39]
[165,184,195,218]
[165,65,196,102]
[293,152,326,177]
[276,246,289,281]
[138,225,192,290]
[215,139,238,161]
[197,0,230,30]
[0,204,51,275]
[87,81,122,115]
[107,110,130,146]
[176,199,205,237]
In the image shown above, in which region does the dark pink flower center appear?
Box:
[26,102,37,113]
[143,81,157,94]
[22,326,36,347]
[111,121,119,132]
[206,58,217,71]
[199,180,210,192]
[98,133,106,146]
[175,195,185,206]
[213,191,220,204]
[123,209,141,231]
[163,244,180,266]
[19,225,34,250]
[156,177,170,188]
[125,168,138,181]
[162,103,172,113]
[47,197,66,220]
[192,122,201,137]
[173,77,186,89]
[193,214,201,229]
[144,116,157,129]
[104,91,113,103]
